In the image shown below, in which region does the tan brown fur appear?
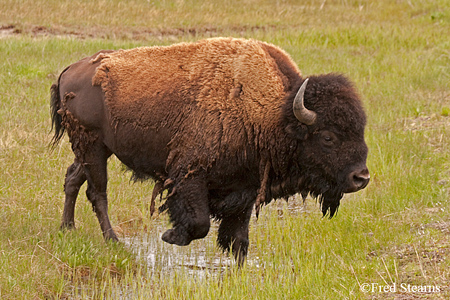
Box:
[92,37,299,127]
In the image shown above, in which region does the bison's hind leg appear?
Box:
[61,141,118,242]
[61,161,86,230]
[81,142,118,242]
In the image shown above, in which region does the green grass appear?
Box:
[1,0,450,299]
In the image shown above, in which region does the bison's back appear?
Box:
[92,37,300,129]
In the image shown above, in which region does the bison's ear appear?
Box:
[285,122,308,140]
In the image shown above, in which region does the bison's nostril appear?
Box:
[345,168,370,193]
[353,174,370,188]
[352,169,370,190]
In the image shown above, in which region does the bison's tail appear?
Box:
[50,81,65,149]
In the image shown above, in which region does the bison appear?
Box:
[50,37,369,265]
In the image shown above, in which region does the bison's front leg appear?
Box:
[162,176,210,246]
[217,205,253,266]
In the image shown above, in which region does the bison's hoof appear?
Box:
[104,230,119,243]
[162,228,192,246]
[60,222,76,231]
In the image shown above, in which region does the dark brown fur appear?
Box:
[50,38,369,265]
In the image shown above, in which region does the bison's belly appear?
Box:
[104,124,170,181]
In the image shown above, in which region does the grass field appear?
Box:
[1,0,450,299]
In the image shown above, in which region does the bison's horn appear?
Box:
[293,78,317,125]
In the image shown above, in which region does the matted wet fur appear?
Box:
[50,37,369,265]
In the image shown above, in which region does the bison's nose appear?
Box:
[346,168,370,192]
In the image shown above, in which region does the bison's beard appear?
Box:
[270,171,344,218]
[305,173,345,218]
[313,189,343,218]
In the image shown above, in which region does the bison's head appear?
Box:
[285,74,369,217]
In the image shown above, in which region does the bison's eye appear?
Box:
[319,131,338,147]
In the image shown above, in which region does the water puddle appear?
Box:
[123,197,307,277]
[123,219,245,279]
